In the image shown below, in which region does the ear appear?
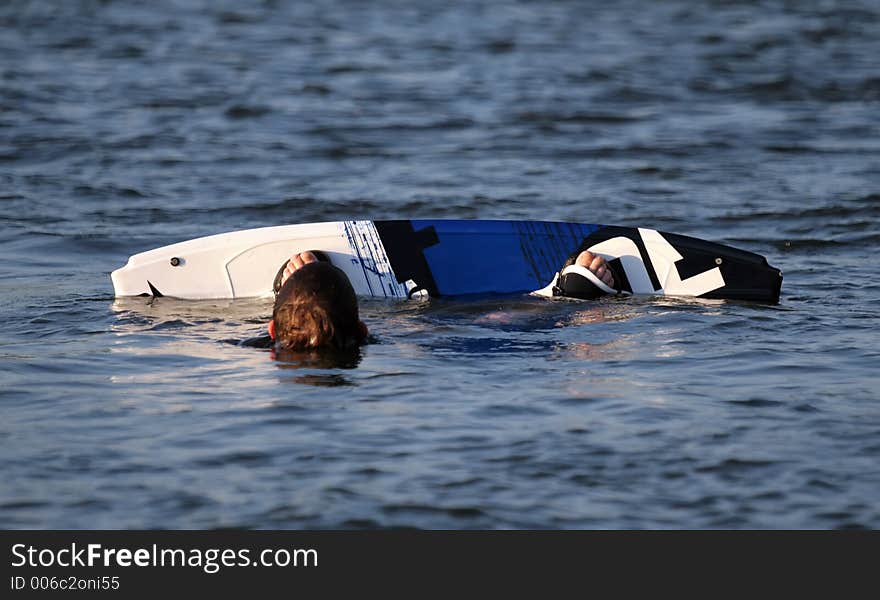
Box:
[357,320,368,341]
[267,319,276,340]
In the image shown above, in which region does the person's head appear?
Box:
[268,262,367,351]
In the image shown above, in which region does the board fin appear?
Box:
[147,281,164,297]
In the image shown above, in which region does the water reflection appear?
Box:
[108,291,722,389]
[111,296,272,327]
[272,347,362,387]
[559,338,633,361]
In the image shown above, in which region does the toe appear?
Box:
[602,271,615,287]
[576,250,594,267]
[583,253,615,288]
[279,265,293,288]
[280,251,320,288]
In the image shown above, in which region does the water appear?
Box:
[1,0,878,529]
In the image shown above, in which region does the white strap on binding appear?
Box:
[560,263,617,295]
[531,272,560,298]
[531,264,618,298]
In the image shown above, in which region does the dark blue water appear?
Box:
[1,0,878,528]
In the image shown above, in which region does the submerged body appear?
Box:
[268,249,614,351]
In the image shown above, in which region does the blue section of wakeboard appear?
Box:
[410,219,600,295]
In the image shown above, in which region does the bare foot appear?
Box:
[575,250,615,288]
[279,251,318,289]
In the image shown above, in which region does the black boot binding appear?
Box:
[552,259,623,300]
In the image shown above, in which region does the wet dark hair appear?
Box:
[272,262,365,351]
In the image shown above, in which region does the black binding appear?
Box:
[553,269,608,300]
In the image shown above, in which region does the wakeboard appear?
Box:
[111,220,782,303]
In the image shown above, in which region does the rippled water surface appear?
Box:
[1,0,879,528]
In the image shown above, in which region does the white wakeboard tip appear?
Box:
[111,220,408,300]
